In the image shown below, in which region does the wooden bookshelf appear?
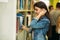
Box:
[17,0,34,12]
[16,0,35,40]
[16,0,34,26]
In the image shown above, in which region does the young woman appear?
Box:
[22,1,50,40]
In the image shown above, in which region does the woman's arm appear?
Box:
[30,18,50,28]
[22,25,32,33]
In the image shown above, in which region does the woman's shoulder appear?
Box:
[40,16,50,22]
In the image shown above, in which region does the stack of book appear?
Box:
[16,13,24,33]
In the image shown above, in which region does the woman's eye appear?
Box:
[35,9,38,11]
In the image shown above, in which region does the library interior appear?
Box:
[16,0,60,40]
[0,0,60,40]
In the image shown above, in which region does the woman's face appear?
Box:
[34,6,42,15]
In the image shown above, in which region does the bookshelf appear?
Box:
[16,0,35,40]
[17,0,34,12]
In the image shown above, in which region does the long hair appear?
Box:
[34,1,50,19]
[34,1,52,37]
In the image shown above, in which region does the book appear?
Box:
[23,0,26,10]
[20,0,23,10]
[17,13,24,30]
[28,0,31,10]
[26,12,31,27]
[16,17,18,33]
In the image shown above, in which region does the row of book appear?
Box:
[16,13,31,33]
[17,0,32,10]
[16,13,24,33]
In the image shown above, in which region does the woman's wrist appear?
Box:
[36,14,41,20]
[22,26,30,32]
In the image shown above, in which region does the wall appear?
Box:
[0,0,16,40]
[53,0,59,9]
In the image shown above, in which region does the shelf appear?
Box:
[16,0,34,40]
[17,9,34,13]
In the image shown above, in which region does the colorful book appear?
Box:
[20,0,23,10]
[17,13,24,30]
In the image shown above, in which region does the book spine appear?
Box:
[17,13,24,30]
[28,0,31,10]
[27,13,31,26]
[16,17,18,33]
[20,0,23,10]
[19,16,23,30]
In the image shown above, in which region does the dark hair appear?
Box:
[56,2,60,8]
[49,5,53,10]
[34,1,50,20]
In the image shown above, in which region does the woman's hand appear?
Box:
[22,25,30,32]
[39,9,47,16]
[36,9,47,20]
[22,25,26,29]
